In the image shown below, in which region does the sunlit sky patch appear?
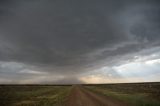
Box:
[0,0,160,84]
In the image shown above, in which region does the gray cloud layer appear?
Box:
[0,0,160,83]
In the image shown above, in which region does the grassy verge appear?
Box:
[0,85,71,106]
[86,83,160,106]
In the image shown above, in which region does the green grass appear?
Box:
[86,83,160,106]
[0,85,71,106]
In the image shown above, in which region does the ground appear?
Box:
[66,85,127,106]
[0,82,160,106]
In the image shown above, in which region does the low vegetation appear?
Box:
[1,83,160,106]
[86,82,160,106]
[0,85,71,106]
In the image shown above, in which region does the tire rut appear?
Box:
[65,85,128,106]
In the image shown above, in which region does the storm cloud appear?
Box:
[0,0,160,84]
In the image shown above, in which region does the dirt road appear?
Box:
[66,85,128,106]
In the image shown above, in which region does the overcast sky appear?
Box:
[0,0,160,84]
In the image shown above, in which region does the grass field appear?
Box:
[0,85,71,106]
[1,83,160,106]
[85,82,160,106]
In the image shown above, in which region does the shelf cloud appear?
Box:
[0,0,160,84]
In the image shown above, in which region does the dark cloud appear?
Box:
[0,0,160,83]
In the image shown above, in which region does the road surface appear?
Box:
[65,85,128,106]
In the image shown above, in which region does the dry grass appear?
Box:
[0,85,71,106]
[85,82,160,106]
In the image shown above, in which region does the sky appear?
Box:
[0,0,160,84]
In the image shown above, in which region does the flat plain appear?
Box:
[0,82,160,106]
